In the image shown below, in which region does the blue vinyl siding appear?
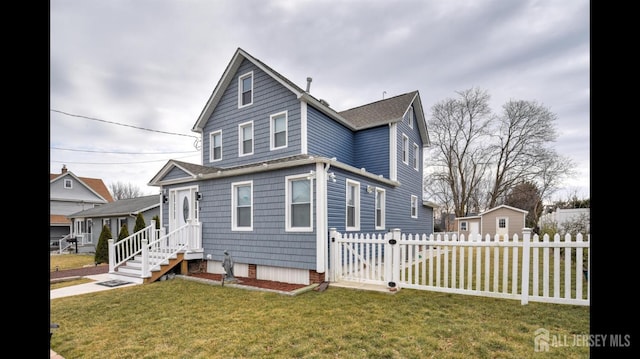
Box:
[354,125,389,178]
[196,165,317,270]
[202,59,301,167]
[162,166,192,181]
[307,106,355,166]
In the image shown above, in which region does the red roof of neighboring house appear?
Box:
[50,214,71,225]
[50,170,114,203]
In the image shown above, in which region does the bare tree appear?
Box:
[426,88,493,216]
[486,100,571,208]
[109,181,144,200]
[425,89,577,218]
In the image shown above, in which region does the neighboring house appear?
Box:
[148,47,434,285]
[50,165,114,246]
[68,195,161,253]
[455,204,528,241]
[538,207,590,234]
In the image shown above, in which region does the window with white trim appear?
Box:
[238,72,253,108]
[411,195,418,218]
[239,121,253,156]
[404,105,414,129]
[232,181,253,231]
[210,130,222,162]
[375,188,385,230]
[346,179,360,231]
[118,218,127,235]
[402,134,409,164]
[413,143,419,170]
[270,111,288,150]
[286,174,312,231]
[64,179,72,189]
[460,221,467,231]
[498,218,507,229]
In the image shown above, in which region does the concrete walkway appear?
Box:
[50,273,140,299]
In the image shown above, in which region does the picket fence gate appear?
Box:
[329,228,589,306]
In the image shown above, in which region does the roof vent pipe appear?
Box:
[306,77,312,92]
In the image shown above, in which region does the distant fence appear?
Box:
[330,228,589,306]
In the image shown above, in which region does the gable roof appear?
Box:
[68,195,159,219]
[50,170,114,202]
[191,47,430,145]
[480,204,528,216]
[455,204,528,220]
[339,91,430,145]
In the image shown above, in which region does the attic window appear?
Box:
[238,72,253,108]
[404,106,414,129]
[64,179,72,189]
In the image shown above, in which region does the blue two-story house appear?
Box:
[148,47,433,285]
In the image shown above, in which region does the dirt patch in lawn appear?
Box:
[188,272,309,292]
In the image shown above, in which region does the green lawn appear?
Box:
[50,278,590,358]
[50,253,97,271]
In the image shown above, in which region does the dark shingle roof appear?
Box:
[68,194,159,218]
[339,91,418,130]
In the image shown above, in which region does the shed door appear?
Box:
[496,217,508,241]
[470,222,480,241]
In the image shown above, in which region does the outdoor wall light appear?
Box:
[328,172,336,183]
[196,191,203,201]
[162,194,168,204]
[367,185,374,193]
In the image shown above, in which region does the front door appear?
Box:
[169,187,199,232]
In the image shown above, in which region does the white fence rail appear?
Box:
[330,228,589,306]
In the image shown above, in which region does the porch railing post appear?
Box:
[141,239,150,278]
[108,238,115,273]
[521,228,531,305]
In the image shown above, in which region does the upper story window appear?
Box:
[375,188,385,230]
[210,130,222,162]
[346,179,360,231]
[270,111,288,150]
[286,174,312,232]
[413,143,420,171]
[411,195,418,219]
[238,72,253,108]
[232,181,253,231]
[402,134,409,164]
[239,121,254,156]
[404,106,414,129]
[64,179,72,189]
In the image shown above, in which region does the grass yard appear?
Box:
[50,253,97,271]
[50,278,590,358]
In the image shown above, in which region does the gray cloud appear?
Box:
[50,0,589,199]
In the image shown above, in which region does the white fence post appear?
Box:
[108,238,115,273]
[387,228,401,290]
[329,228,338,282]
[521,228,531,305]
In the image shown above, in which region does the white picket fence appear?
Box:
[330,228,589,306]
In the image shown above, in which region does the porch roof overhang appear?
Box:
[149,155,400,188]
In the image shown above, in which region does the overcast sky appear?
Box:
[50,0,589,202]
